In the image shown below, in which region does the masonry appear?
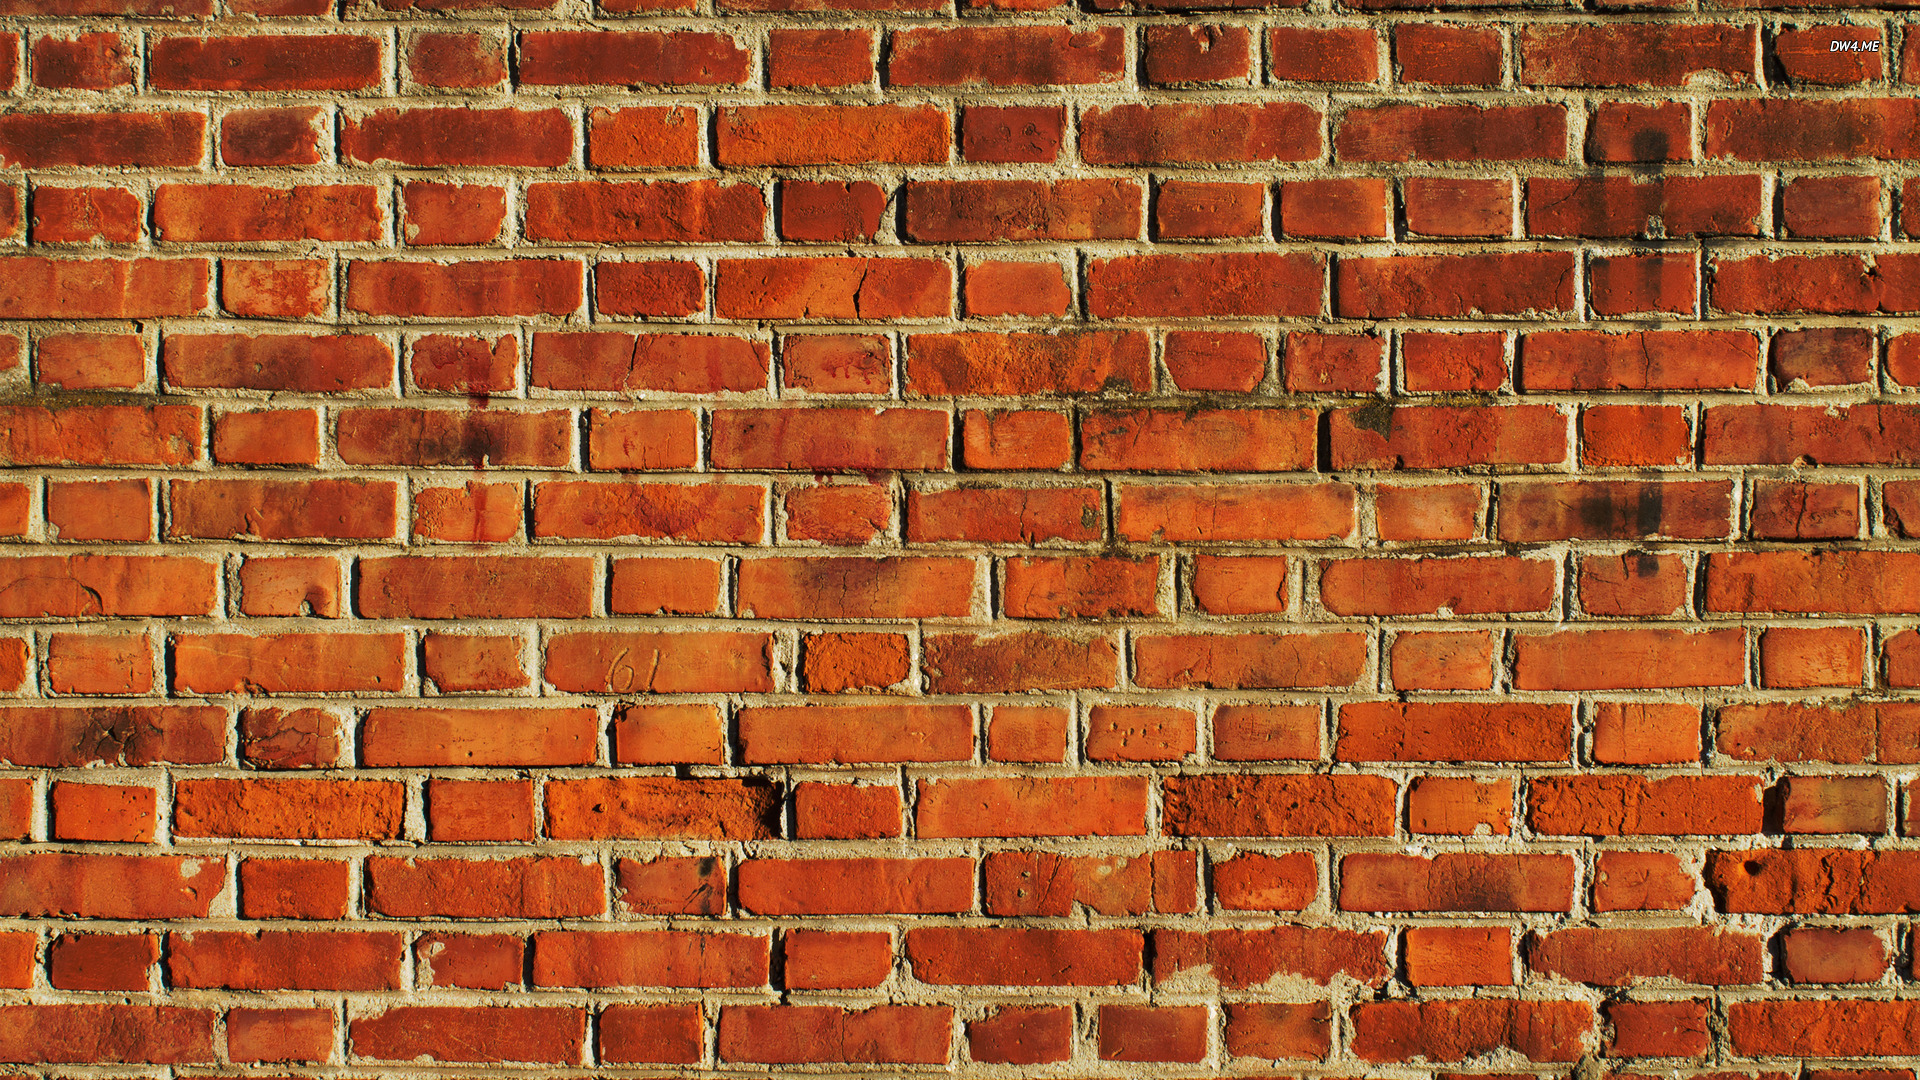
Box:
[0,0,1914,1073]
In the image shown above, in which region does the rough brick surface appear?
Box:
[0,2,1908,1075]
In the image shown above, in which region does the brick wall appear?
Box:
[0,0,1915,1071]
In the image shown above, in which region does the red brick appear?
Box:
[1279,178,1390,239]
[1581,406,1693,470]
[1728,1001,1920,1056]
[1593,701,1700,763]
[1761,626,1866,687]
[31,33,130,89]
[0,112,204,169]
[1393,631,1495,690]
[1590,252,1696,315]
[1530,775,1760,836]
[1139,24,1251,84]
[1777,26,1885,84]
[367,857,604,919]
[909,180,1135,246]
[221,259,328,319]
[1338,104,1566,161]
[1099,1004,1206,1062]
[349,1007,585,1065]
[738,557,973,618]
[769,28,872,87]
[547,777,778,841]
[1226,1002,1332,1061]
[0,853,224,919]
[150,35,379,90]
[1707,549,1920,612]
[802,632,908,693]
[1409,777,1511,836]
[1164,331,1266,392]
[588,105,699,168]
[168,929,402,991]
[1784,175,1882,238]
[908,927,1140,986]
[1514,627,1744,689]
[1609,999,1710,1058]
[0,256,207,319]
[1268,27,1378,83]
[531,332,765,394]
[909,329,1148,395]
[891,26,1122,86]
[916,776,1149,837]
[48,933,155,990]
[531,930,767,989]
[0,1004,216,1064]
[518,30,747,87]
[343,108,571,167]
[1780,927,1888,983]
[237,557,338,620]
[740,858,971,915]
[1499,479,1733,541]
[1119,483,1356,543]
[779,335,888,396]
[1773,326,1875,388]
[785,930,890,990]
[1338,251,1575,317]
[1528,175,1764,237]
[407,31,506,89]
[1520,23,1754,86]
[717,1005,950,1065]
[31,186,139,243]
[1376,483,1481,540]
[1405,926,1510,986]
[608,558,722,617]
[50,781,153,842]
[237,707,343,773]
[402,182,505,246]
[1156,925,1386,989]
[154,184,377,243]
[616,856,725,916]
[716,104,947,166]
[1396,23,1501,85]
[969,1006,1072,1064]
[794,782,901,839]
[46,479,149,542]
[960,413,1082,468]
[169,479,398,542]
[962,105,1063,162]
[46,633,151,695]
[226,1008,332,1064]
[1164,773,1392,836]
[221,107,323,167]
[739,704,969,764]
[527,181,761,244]
[599,999,706,1060]
[1351,999,1593,1062]
[239,859,349,920]
[1593,850,1694,911]
[1589,101,1692,163]
[174,778,402,840]
[35,333,144,390]
[165,333,393,392]
[0,556,215,618]
[1214,850,1316,911]
[1321,554,1553,616]
[1341,853,1575,912]
[1338,701,1569,762]
[543,631,772,694]
[1082,102,1321,164]
[716,255,949,319]
[1404,177,1512,237]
